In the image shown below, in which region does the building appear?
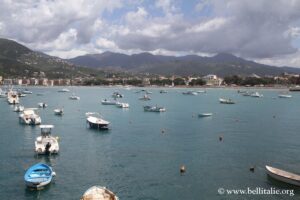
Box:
[203,74,223,86]
[30,78,39,85]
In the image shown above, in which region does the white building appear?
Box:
[203,74,223,86]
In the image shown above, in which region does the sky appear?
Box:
[1,0,300,67]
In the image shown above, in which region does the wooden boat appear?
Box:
[81,186,119,200]
[24,163,56,189]
[265,165,300,186]
[219,98,235,104]
[198,113,213,117]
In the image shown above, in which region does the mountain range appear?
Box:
[1,37,300,78]
[68,52,300,77]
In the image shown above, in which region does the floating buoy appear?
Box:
[249,166,255,172]
[180,165,186,174]
[219,136,223,141]
[161,129,165,134]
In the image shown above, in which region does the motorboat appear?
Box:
[112,92,123,98]
[81,186,119,200]
[69,94,80,100]
[116,102,129,108]
[197,90,206,93]
[242,91,251,96]
[24,163,56,189]
[289,86,300,92]
[19,108,42,125]
[250,92,263,98]
[139,94,151,101]
[266,165,300,186]
[159,90,167,93]
[144,105,166,112]
[35,125,59,155]
[101,99,118,105]
[22,89,33,94]
[14,105,25,112]
[18,93,27,97]
[54,108,63,115]
[58,88,70,92]
[219,98,235,104]
[86,112,110,130]
[182,91,198,95]
[278,94,292,98]
[38,102,48,108]
[7,89,19,104]
[198,113,213,117]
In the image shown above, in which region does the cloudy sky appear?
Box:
[1,0,300,67]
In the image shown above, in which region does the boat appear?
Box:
[54,108,63,115]
[35,125,59,155]
[18,93,27,97]
[144,105,166,112]
[19,108,42,125]
[289,86,300,92]
[242,91,251,96]
[159,90,167,94]
[38,102,48,108]
[198,113,213,117]
[0,89,7,98]
[116,102,130,108]
[24,163,56,189]
[22,89,33,94]
[14,105,25,112]
[7,89,19,104]
[139,94,151,101]
[146,91,152,94]
[112,92,123,98]
[278,94,292,98]
[86,112,110,130]
[101,99,118,105]
[250,92,263,98]
[182,91,198,95]
[58,88,70,92]
[265,165,300,186]
[69,93,80,100]
[197,90,206,93]
[81,186,119,200]
[219,98,235,104]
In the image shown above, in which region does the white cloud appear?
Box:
[95,38,118,49]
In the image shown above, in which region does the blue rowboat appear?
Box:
[24,163,55,189]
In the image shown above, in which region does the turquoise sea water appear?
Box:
[0,87,300,199]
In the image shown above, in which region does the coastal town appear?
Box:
[1,71,300,87]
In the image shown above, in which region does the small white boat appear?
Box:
[242,92,251,96]
[146,91,152,94]
[7,90,19,104]
[266,165,300,186]
[116,102,130,108]
[278,94,292,98]
[69,94,80,100]
[197,90,206,93]
[101,99,118,105]
[19,108,42,125]
[159,90,167,94]
[38,102,48,108]
[198,113,213,117]
[182,91,198,95]
[35,125,59,155]
[22,89,33,94]
[250,92,263,98]
[18,93,27,97]
[219,98,235,104]
[58,88,70,92]
[14,105,25,112]
[54,108,63,115]
[139,94,151,101]
[86,113,110,130]
[144,105,166,112]
[81,186,119,200]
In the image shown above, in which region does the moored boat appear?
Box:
[69,93,80,100]
[219,98,235,104]
[35,125,59,155]
[289,86,300,92]
[14,105,25,112]
[24,163,56,189]
[144,105,166,112]
[266,165,300,186]
[19,108,42,125]
[139,94,151,101]
[112,92,123,98]
[38,102,48,108]
[116,102,129,108]
[81,186,119,200]
[7,89,19,104]
[54,108,64,115]
[278,94,292,98]
[160,90,167,93]
[58,88,70,92]
[86,112,110,130]
[101,99,118,105]
[250,92,263,98]
[198,113,213,117]
[182,91,198,95]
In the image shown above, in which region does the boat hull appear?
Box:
[266,166,300,186]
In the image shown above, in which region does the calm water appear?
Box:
[1,87,300,199]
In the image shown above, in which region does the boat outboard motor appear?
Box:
[45,142,51,154]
